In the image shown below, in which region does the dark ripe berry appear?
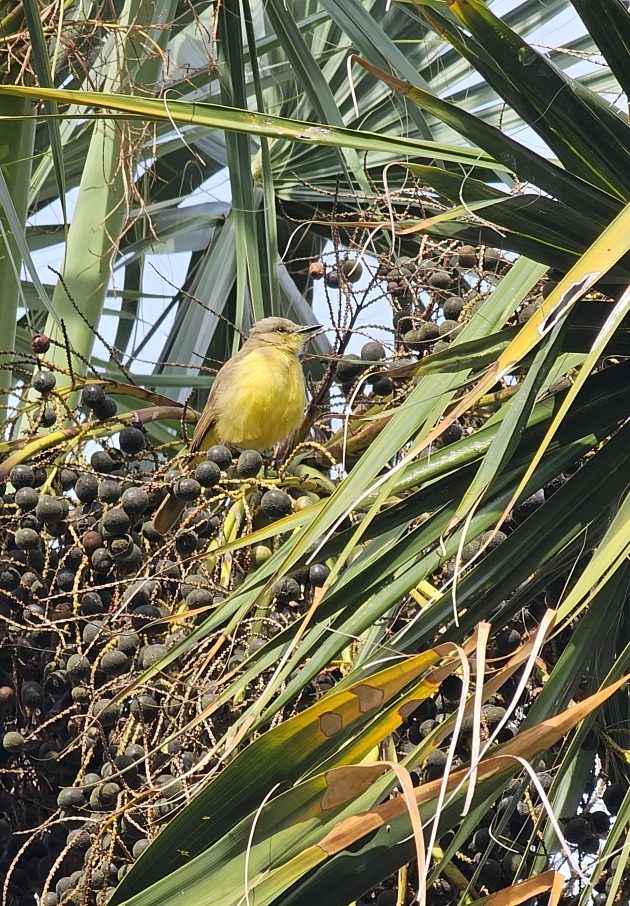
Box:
[130,694,159,721]
[59,468,78,490]
[442,295,465,320]
[109,536,134,558]
[75,473,98,502]
[272,576,300,602]
[194,460,221,488]
[479,858,502,891]
[15,486,39,512]
[79,591,103,617]
[123,579,159,607]
[2,730,25,752]
[91,450,116,473]
[81,529,103,556]
[101,507,131,538]
[392,307,413,330]
[325,268,340,288]
[0,566,20,590]
[588,810,610,835]
[120,486,150,518]
[206,445,233,469]
[32,370,56,394]
[119,426,146,455]
[603,781,624,815]
[93,397,118,421]
[360,340,386,362]
[440,421,463,446]
[67,653,91,680]
[100,649,129,677]
[308,261,324,280]
[56,569,75,592]
[35,494,65,523]
[237,450,262,478]
[175,530,198,555]
[41,407,56,427]
[117,630,141,654]
[139,643,167,669]
[470,827,492,852]
[480,529,507,551]
[57,787,86,810]
[483,247,501,269]
[308,563,330,587]
[81,384,106,410]
[563,816,591,845]
[10,464,36,489]
[93,698,121,726]
[31,333,50,354]
[341,258,363,282]
[14,528,41,551]
[132,838,150,859]
[185,587,214,608]
[495,628,521,654]
[371,377,392,396]
[98,478,122,504]
[512,488,545,525]
[261,489,293,519]
[174,478,201,502]
[438,318,459,338]
[142,520,162,542]
[425,749,448,780]
[119,543,143,572]
[427,269,452,289]
[20,680,44,708]
[91,547,113,573]
[376,891,397,906]
[335,354,364,385]
[456,245,477,268]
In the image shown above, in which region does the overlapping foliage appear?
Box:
[0,2,629,906]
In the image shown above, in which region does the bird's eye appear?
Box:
[276,326,288,333]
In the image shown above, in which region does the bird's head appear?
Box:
[247,317,321,355]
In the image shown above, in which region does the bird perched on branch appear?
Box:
[152,317,321,534]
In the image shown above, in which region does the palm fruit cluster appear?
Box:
[0,243,626,906]
[0,359,338,906]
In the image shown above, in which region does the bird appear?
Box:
[152,316,321,534]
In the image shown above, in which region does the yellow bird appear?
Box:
[153,317,321,534]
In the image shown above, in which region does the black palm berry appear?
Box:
[41,407,56,427]
[273,576,300,602]
[194,460,221,488]
[119,426,146,454]
[91,450,116,473]
[173,478,201,502]
[206,445,232,469]
[361,340,386,362]
[261,489,293,519]
[308,563,330,587]
[36,495,65,523]
[10,464,36,489]
[120,487,150,518]
[32,370,56,394]
[98,479,122,504]
[75,473,98,502]
[236,450,263,478]
[15,487,39,512]
[101,507,131,538]
[93,397,118,421]
[14,528,41,551]
[81,384,107,410]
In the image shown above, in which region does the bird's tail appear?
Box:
[152,493,186,535]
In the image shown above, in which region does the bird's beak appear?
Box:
[297,324,323,334]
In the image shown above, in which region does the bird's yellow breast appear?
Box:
[212,347,306,451]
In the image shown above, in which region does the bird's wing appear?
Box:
[189,354,237,453]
